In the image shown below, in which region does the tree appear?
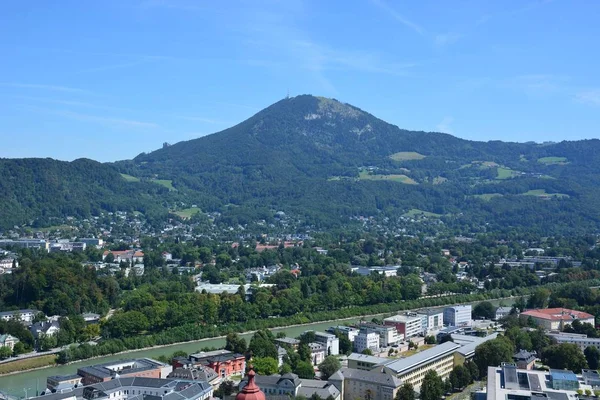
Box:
[465,360,479,381]
[474,337,515,377]
[104,252,115,263]
[395,382,415,400]
[38,333,58,351]
[81,324,101,341]
[0,346,11,359]
[252,357,279,375]
[318,356,341,380]
[298,343,312,363]
[295,360,315,379]
[361,348,373,355]
[249,329,277,359]
[527,288,550,309]
[333,330,352,355]
[513,297,526,313]
[542,343,588,372]
[225,333,248,354]
[473,301,495,320]
[12,341,26,356]
[585,346,600,370]
[420,370,444,400]
[449,365,471,389]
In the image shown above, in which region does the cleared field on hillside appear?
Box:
[537,156,568,165]
[151,179,175,190]
[389,152,426,161]
[172,208,201,219]
[359,171,417,184]
[120,173,140,182]
[403,208,441,218]
[496,167,520,180]
[522,189,569,198]
[473,193,503,201]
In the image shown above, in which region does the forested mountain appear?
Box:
[3,95,600,233]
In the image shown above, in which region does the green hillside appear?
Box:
[4,95,600,234]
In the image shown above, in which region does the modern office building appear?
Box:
[346,353,390,371]
[35,377,213,400]
[443,305,472,327]
[327,326,359,342]
[546,331,600,352]
[357,323,401,347]
[77,358,172,386]
[312,331,340,355]
[382,341,460,389]
[485,364,591,400]
[354,330,379,353]
[521,308,595,331]
[383,314,422,338]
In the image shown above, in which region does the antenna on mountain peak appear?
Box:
[286,88,289,99]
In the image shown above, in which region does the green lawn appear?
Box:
[172,208,201,219]
[473,193,503,201]
[403,208,442,218]
[389,151,426,161]
[359,170,417,184]
[522,189,569,198]
[0,354,57,375]
[537,156,568,165]
[496,167,519,179]
[151,179,176,190]
[120,173,140,182]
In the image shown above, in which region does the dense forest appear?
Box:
[3,95,600,234]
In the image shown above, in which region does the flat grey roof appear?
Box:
[384,341,460,374]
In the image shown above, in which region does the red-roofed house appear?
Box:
[520,308,595,331]
[102,250,144,263]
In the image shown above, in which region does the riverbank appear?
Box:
[0,295,517,394]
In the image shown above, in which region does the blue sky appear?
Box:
[1,0,599,162]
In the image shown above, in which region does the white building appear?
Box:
[443,305,472,327]
[419,310,444,334]
[546,332,600,352]
[327,326,359,342]
[308,342,326,365]
[357,323,401,347]
[383,314,422,339]
[0,308,39,324]
[313,331,340,356]
[494,306,512,320]
[354,331,379,353]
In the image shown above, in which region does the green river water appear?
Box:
[0,298,514,396]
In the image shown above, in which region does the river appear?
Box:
[0,297,514,395]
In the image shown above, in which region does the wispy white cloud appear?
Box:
[21,105,159,129]
[506,74,570,95]
[575,89,600,106]
[171,115,231,125]
[54,110,159,128]
[436,116,454,134]
[0,82,89,94]
[435,33,463,47]
[370,0,424,35]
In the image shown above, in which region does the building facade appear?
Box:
[443,305,472,327]
[383,314,421,339]
[313,331,340,355]
[520,308,595,331]
[77,359,172,386]
[329,367,402,400]
[354,331,379,353]
[382,342,460,390]
[357,323,400,347]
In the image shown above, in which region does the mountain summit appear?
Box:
[4,94,600,233]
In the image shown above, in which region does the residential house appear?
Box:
[494,307,512,320]
[308,342,326,366]
[167,365,219,386]
[0,334,19,350]
[30,320,60,339]
[102,250,144,264]
[513,349,536,370]
[275,337,300,349]
[0,308,39,324]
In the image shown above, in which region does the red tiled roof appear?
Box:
[521,308,594,321]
